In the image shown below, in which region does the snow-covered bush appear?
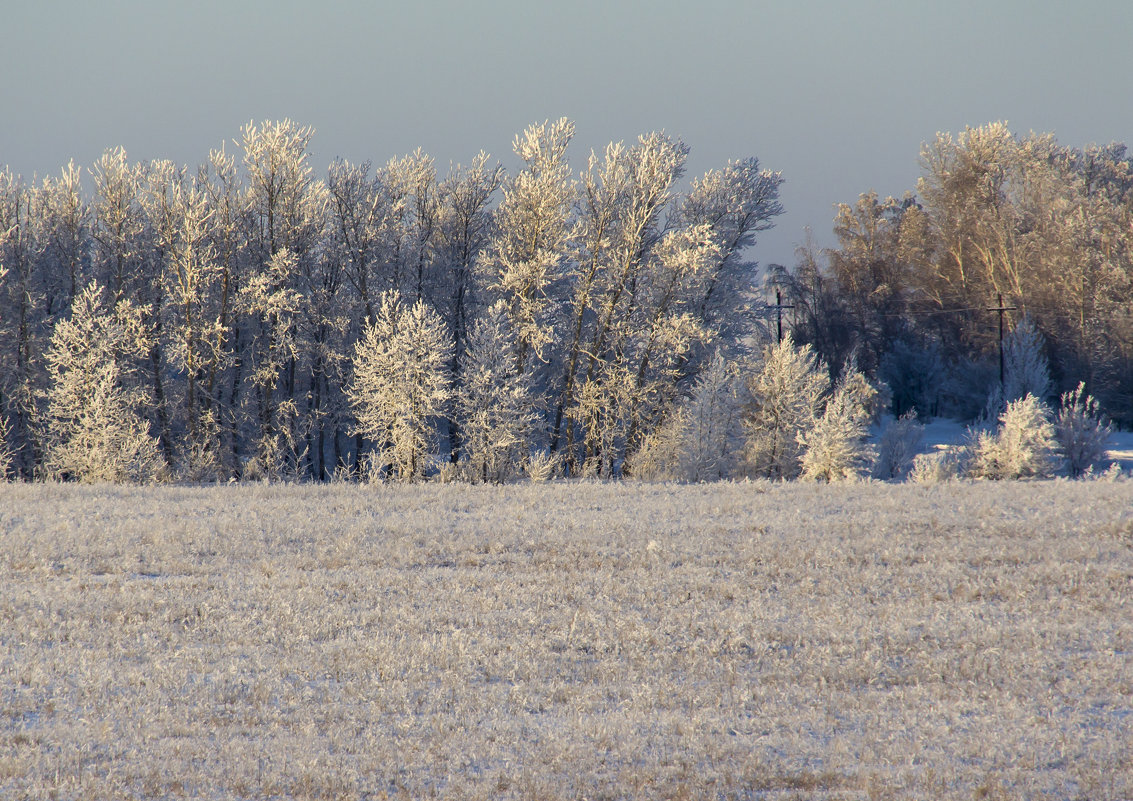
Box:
[41,283,164,483]
[908,450,963,484]
[432,457,468,484]
[178,432,226,484]
[625,409,686,481]
[349,291,451,482]
[524,449,560,482]
[744,335,829,479]
[1055,382,1112,478]
[969,393,1058,480]
[872,411,925,480]
[798,365,877,482]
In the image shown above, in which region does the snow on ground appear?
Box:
[1106,428,1133,472]
[919,418,971,455]
[2,481,1131,799]
[907,417,1133,472]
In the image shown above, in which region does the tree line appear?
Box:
[0,119,784,482]
[0,120,1124,484]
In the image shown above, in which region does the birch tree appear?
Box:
[553,132,688,474]
[481,118,576,375]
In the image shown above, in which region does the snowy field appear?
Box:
[2,481,1132,800]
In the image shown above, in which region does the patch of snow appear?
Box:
[1105,429,1133,471]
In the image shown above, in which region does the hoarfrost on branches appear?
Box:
[456,301,539,483]
[1055,382,1112,478]
[970,393,1059,480]
[41,283,163,483]
[348,291,451,482]
[798,365,878,482]
[743,335,829,480]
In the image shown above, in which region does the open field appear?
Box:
[1,480,1131,800]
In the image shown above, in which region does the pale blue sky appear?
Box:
[4,0,1131,270]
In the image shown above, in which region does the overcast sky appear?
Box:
[4,0,1132,271]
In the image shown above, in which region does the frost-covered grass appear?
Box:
[2,480,1132,800]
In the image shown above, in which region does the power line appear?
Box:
[987,293,1017,386]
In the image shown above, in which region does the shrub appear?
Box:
[908,450,963,484]
[524,449,560,482]
[969,394,1058,480]
[1055,382,1112,478]
[872,411,925,480]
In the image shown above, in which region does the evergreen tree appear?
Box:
[1002,315,1052,404]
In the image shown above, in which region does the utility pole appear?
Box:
[772,288,794,344]
[987,293,1017,386]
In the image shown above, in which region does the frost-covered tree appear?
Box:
[327,158,389,327]
[0,171,45,477]
[744,335,829,479]
[241,119,324,259]
[457,301,538,483]
[676,158,784,337]
[1055,382,1111,478]
[41,283,163,483]
[91,148,147,303]
[1002,315,1052,404]
[349,291,451,482]
[628,352,758,482]
[553,132,693,472]
[197,146,246,474]
[162,178,227,479]
[385,149,440,303]
[39,161,90,308]
[481,118,576,374]
[970,393,1058,480]
[240,120,330,475]
[676,352,746,481]
[435,153,505,456]
[239,248,303,476]
[799,365,877,482]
